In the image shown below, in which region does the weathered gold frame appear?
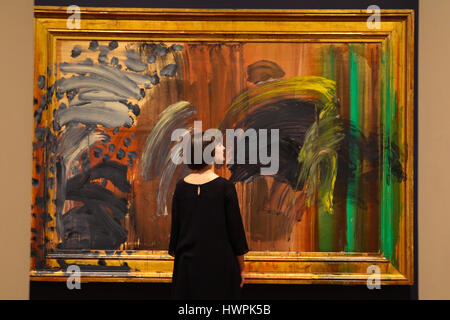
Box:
[31,6,415,285]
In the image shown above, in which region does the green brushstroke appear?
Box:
[344,45,360,252]
[219,73,344,252]
[380,41,394,260]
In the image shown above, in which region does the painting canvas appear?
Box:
[31,7,414,284]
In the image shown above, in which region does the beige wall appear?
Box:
[0,0,33,299]
[418,0,450,300]
[0,0,449,300]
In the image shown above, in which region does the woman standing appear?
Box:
[169,135,249,300]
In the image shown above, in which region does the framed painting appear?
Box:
[31,7,415,284]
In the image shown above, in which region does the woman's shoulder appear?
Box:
[216,176,236,192]
[217,176,233,185]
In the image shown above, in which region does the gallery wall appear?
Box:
[417,0,450,300]
[0,0,33,299]
[0,0,448,299]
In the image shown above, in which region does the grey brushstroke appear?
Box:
[109,40,118,50]
[128,151,137,160]
[98,46,110,65]
[94,147,103,158]
[147,54,156,63]
[55,101,133,128]
[171,44,183,51]
[160,64,177,77]
[66,88,78,101]
[124,49,147,72]
[35,126,51,142]
[126,49,141,61]
[140,101,196,216]
[55,123,108,237]
[123,72,154,87]
[116,149,125,160]
[59,63,143,100]
[34,108,42,125]
[102,134,111,144]
[38,75,46,89]
[127,103,140,116]
[49,42,181,248]
[59,76,134,100]
[81,58,94,66]
[124,59,147,72]
[154,45,167,56]
[65,95,87,107]
[99,46,110,55]
[71,45,82,58]
[56,123,107,177]
[79,90,124,102]
[89,40,99,51]
[111,57,119,65]
[157,128,192,216]
[98,53,108,65]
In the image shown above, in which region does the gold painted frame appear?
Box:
[31,6,415,285]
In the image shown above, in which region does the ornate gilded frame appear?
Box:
[31,6,414,285]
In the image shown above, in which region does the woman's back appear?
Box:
[169,176,249,299]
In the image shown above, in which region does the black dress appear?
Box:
[168,176,249,300]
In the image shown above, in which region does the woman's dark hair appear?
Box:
[187,132,216,171]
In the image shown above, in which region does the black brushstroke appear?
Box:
[227,98,316,189]
[160,64,177,77]
[225,98,406,211]
[58,160,131,250]
[37,75,46,90]
[109,40,118,50]
[89,40,98,51]
[116,148,125,160]
[71,46,82,58]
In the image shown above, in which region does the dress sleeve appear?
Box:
[225,181,250,256]
[168,186,179,257]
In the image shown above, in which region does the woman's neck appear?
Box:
[184,165,219,184]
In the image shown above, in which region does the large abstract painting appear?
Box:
[31,7,415,284]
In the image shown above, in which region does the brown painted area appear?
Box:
[332,45,350,252]
[132,43,247,248]
[129,42,385,252]
[34,40,392,256]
